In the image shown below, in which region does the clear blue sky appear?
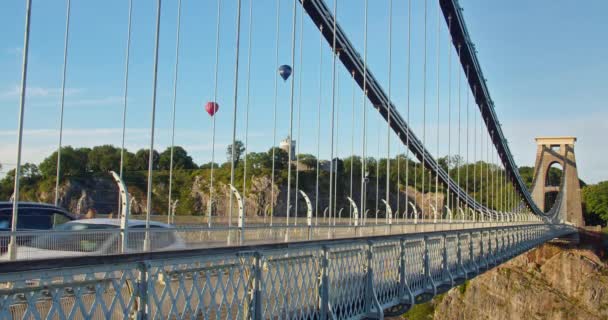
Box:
[0,0,606,183]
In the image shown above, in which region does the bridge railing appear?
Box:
[0,223,575,319]
[0,221,544,262]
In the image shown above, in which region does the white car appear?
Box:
[0,219,186,261]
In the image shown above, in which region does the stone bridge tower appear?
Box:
[530,137,584,226]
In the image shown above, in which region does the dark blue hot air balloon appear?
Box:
[278,65,292,81]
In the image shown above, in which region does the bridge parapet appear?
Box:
[0,224,575,319]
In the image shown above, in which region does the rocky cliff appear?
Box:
[402,233,608,320]
[40,173,445,220]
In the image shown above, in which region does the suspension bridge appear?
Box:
[0,0,583,318]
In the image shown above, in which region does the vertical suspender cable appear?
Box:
[375,114,380,223]
[465,66,469,216]
[360,0,369,223]
[491,133,494,212]
[295,1,304,226]
[457,45,461,211]
[315,25,323,226]
[270,0,280,226]
[209,0,222,227]
[145,0,162,248]
[242,0,253,220]
[54,0,72,206]
[486,125,490,216]
[119,0,133,211]
[490,135,494,211]
[479,110,484,216]
[167,0,183,223]
[375,112,379,222]
[488,127,492,217]
[434,0,440,220]
[228,0,242,227]
[405,0,411,220]
[328,0,338,225]
[446,16,452,214]
[385,0,392,218]
[285,0,297,226]
[421,0,427,221]
[333,63,340,225]
[472,86,477,209]
[9,0,33,261]
[349,70,355,224]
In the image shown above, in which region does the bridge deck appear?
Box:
[0,224,575,319]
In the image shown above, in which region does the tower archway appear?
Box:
[530,137,583,225]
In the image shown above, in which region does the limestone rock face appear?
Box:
[39,177,119,216]
[433,243,608,320]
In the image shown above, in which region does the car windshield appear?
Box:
[28,223,118,252]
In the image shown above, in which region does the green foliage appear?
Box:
[297,154,317,168]
[226,140,245,165]
[582,181,608,225]
[402,302,435,320]
[88,145,124,173]
[459,280,470,295]
[132,149,160,172]
[5,141,600,220]
[159,146,196,170]
[519,166,534,189]
[39,146,89,178]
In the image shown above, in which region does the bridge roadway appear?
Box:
[0,223,575,319]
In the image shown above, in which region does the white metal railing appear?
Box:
[0,223,576,319]
[0,221,545,262]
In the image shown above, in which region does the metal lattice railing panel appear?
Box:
[260,247,321,319]
[0,264,139,319]
[371,240,401,308]
[403,239,426,295]
[327,242,368,319]
[427,237,447,286]
[459,233,472,273]
[445,235,459,277]
[145,254,254,319]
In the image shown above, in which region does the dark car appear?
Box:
[0,202,78,252]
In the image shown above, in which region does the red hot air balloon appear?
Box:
[205,102,219,116]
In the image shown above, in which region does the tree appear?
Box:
[88,145,122,173]
[130,149,160,172]
[226,140,245,165]
[39,146,89,178]
[519,166,534,190]
[297,154,317,168]
[267,147,289,170]
[582,181,608,225]
[159,146,196,170]
[200,162,219,169]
